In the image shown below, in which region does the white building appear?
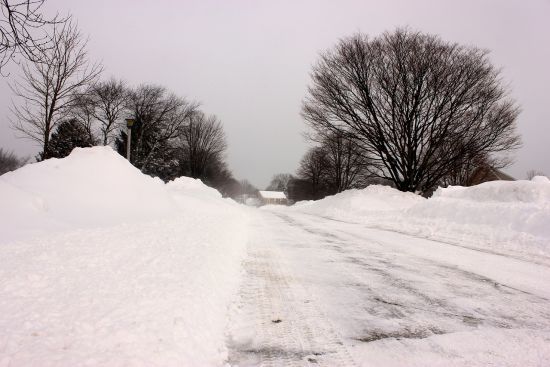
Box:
[258,191,288,205]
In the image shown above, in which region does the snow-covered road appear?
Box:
[226,209,550,366]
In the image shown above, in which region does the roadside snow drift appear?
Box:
[404,178,550,257]
[292,185,423,216]
[0,147,177,242]
[290,180,550,263]
[0,147,249,366]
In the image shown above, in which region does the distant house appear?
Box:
[467,166,515,186]
[258,191,288,205]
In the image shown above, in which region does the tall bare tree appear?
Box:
[70,91,97,144]
[90,78,127,145]
[10,21,102,159]
[178,111,227,179]
[122,84,198,174]
[302,29,521,193]
[296,146,329,198]
[321,132,371,193]
[0,0,67,70]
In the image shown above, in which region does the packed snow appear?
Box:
[289,180,550,264]
[0,147,249,366]
[228,209,550,366]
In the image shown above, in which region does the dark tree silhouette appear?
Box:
[178,111,227,179]
[70,91,97,145]
[90,78,128,145]
[119,84,198,175]
[296,146,329,199]
[302,29,521,193]
[0,147,26,174]
[71,78,128,146]
[321,132,371,194]
[40,118,93,159]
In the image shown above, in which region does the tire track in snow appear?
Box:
[227,209,550,366]
[226,215,357,367]
[272,211,550,337]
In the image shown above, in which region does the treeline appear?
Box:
[6,15,244,196]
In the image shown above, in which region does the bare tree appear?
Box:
[70,91,97,144]
[439,149,512,187]
[302,29,521,193]
[266,173,294,192]
[440,153,487,187]
[321,132,371,193]
[0,147,27,174]
[10,21,102,159]
[296,146,329,199]
[178,111,227,179]
[70,78,128,146]
[203,155,235,193]
[122,84,198,174]
[0,0,67,70]
[90,78,127,145]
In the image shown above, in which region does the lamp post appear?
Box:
[125,118,135,161]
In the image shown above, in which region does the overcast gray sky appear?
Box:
[1,0,549,188]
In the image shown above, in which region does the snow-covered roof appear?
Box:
[259,191,287,199]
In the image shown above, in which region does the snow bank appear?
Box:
[0,147,176,242]
[0,147,249,366]
[289,181,550,263]
[292,185,423,217]
[405,179,550,252]
[167,176,223,201]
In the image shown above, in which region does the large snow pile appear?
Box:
[289,180,550,263]
[0,147,249,366]
[0,147,177,242]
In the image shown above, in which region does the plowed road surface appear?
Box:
[226,209,550,366]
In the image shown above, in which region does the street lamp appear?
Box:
[125,118,135,161]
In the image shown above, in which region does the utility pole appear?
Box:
[125,118,135,161]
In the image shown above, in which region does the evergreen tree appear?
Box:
[40,119,94,160]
